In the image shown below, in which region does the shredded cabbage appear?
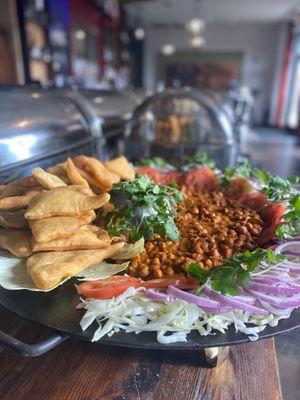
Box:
[79,287,289,344]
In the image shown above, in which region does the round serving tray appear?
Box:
[1,280,300,351]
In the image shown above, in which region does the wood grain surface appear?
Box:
[0,306,281,400]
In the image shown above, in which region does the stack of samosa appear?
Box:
[0,155,135,290]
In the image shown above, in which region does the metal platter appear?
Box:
[1,280,300,352]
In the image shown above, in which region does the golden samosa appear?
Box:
[29,211,96,243]
[31,225,111,251]
[74,155,120,191]
[47,162,69,183]
[25,187,110,219]
[32,167,67,189]
[65,158,89,187]
[0,229,32,257]
[0,176,40,199]
[0,209,28,229]
[27,241,124,290]
[104,156,135,181]
[0,189,41,210]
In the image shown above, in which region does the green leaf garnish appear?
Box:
[179,151,217,171]
[138,157,169,168]
[276,193,300,238]
[186,249,286,296]
[104,174,183,242]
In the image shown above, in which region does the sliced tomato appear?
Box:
[226,177,252,199]
[142,277,199,290]
[78,276,142,299]
[259,203,285,245]
[182,167,220,190]
[239,191,268,211]
[259,203,285,226]
[159,171,183,185]
[136,167,161,184]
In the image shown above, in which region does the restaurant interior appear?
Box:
[1,1,300,399]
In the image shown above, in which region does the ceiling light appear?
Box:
[134,27,145,41]
[185,18,205,34]
[75,30,86,41]
[160,43,175,56]
[190,35,205,48]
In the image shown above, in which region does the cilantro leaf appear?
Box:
[186,249,285,296]
[138,157,169,168]
[179,151,217,171]
[104,174,182,242]
[276,194,300,238]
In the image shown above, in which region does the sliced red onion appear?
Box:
[203,286,268,314]
[275,241,300,256]
[281,263,300,272]
[284,250,300,257]
[167,286,221,309]
[252,276,286,285]
[259,301,293,317]
[246,288,300,308]
[144,289,174,302]
[249,282,300,296]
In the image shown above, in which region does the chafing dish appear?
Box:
[123,88,237,168]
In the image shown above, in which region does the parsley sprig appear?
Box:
[179,150,218,171]
[139,157,169,169]
[276,194,300,238]
[138,151,218,172]
[104,174,183,242]
[186,249,286,296]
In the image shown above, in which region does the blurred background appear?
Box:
[1,2,300,399]
[0,0,299,128]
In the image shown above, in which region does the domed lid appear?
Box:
[125,88,235,145]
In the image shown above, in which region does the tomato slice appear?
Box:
[226,177,252,199]
[159,171,182,185]
[142,277,199,290]
[136,167,161,184]
[259,203,285,245]
[182,167,219,190]
[78,276,142,299]
[239,191,268,211]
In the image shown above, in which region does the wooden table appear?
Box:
[0,306,282,400]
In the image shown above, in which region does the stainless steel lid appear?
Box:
[0,87,94,170]
[125,88,234,145]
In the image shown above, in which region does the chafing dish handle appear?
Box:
[0,329,69,357]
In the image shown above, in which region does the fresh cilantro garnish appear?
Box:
[224,160,252,180]
[255,170,293,202]
[224,160,299,203]
[104,174,183,242]
[179,151,217,171]
[138,157,169,169]
[186,249,286,296]
[287,176,300,184]
[276,193,300,238]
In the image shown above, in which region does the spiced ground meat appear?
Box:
[127,187,264,280]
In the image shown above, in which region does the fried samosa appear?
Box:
[104,156,135,181]
[74,155,120,191]
[0,176,40,199]
[25,187,110,219]
[0,209,28,229]
[32,167,67,189]
[0,189,41,210]
[0,229,32,257]
[27,241,124,290]
[66,158,89,187]
[29,211,96,243]
[47,162,69,183]
[31,225,111,251]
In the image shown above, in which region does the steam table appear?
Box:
[0,306,281,400]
